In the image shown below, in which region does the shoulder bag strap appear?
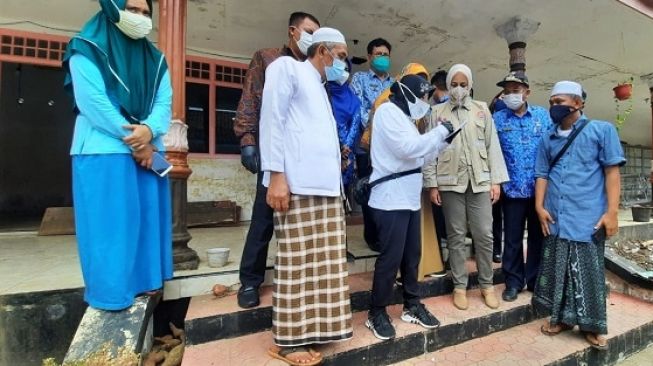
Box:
[548,120,590,174]
[369,168,422,188]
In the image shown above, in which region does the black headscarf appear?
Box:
[389,74,431,116]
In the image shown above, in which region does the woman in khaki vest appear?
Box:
[423,64,509,310]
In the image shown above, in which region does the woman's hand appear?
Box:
[267,172,290,212]
[132,144,155,169]
[430,187,442,206]
[123,124,153,151]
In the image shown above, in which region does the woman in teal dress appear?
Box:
[63,0,173,310]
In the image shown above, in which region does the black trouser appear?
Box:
[492,196,503,256]
[501,197,544,291]
[238,172,274,288]
[431,203,447,244]
[369,208,421,316]
[356,152,378,250]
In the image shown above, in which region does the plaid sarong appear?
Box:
[272,195,353,346]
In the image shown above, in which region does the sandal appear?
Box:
[268,346,323,366]
[584,333,609,351]
[540,320,573,336]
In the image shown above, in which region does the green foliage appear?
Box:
[614,76,634,133]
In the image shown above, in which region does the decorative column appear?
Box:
[495,16,541,72]
[640,73,653,189]
[159,0,199,270]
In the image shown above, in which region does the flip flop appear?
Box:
[540,321,573,336]
[268,346,322,366]
[584,333,609,351]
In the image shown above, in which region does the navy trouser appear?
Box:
[356,153,379,250]
[239,172,274,288]
[492,196,503,256]
[501,197,544,290]
[370,208,421,315]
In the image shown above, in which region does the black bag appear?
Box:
[353,168,421,205]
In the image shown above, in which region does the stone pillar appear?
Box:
[640,73,653,187]
[495,16,541,72]
[158,0,199,270]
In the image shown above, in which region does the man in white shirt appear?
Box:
[259,27,353,365]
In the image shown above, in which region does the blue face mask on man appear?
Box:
[325,50,349,85]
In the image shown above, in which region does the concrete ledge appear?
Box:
[551,322,653,366]
[606,270,653,303]
[63,295,159,363]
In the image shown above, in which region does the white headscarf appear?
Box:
[446,63,473,90]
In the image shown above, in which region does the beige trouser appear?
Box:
[440,184,494,290]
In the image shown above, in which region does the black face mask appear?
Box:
[549,105,578,124]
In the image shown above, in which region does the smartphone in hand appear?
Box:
[151,152,173,177]
[591,226,607,243]
[445,121,468,144]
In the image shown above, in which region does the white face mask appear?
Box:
[115,10,152,40]
[449,86,469,106]
[295,30,313,56]
[399,82,431,120]
[502,93,524,111]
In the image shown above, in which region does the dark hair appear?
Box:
[430,70,447,91]
[288,12,320,27]
[367,38,392,55]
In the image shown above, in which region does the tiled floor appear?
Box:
[0,223,370,296]
[393,292,653,366]
[0,208,646,296]
[181,285,530,366]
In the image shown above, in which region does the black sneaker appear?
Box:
[401,303,440,329]
[365,311,396,340]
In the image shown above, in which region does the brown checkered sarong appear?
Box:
[272,195,353,346]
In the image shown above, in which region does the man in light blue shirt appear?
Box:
[533,81,625,350]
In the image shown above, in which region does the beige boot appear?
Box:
[453,289,468,310]
[481,287,500,309]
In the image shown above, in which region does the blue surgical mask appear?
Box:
[549,105,578,124]
[325,51,349,84]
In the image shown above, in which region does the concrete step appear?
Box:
[181,284,534,366]
[184,262,503,344]
[392,292,653,366]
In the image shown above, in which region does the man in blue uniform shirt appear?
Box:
[493,72,552,302]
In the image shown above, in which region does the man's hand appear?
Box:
[536,207,555,237]
[240,145,259,174]
[341,145,351,159]
[595,211,619,237]
[430,187,442,206]
[132,144,155,169]
[123,124,153,151]
[490,184,501,204]
[267,172,290,212]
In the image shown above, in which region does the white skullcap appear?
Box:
[446,64,473,89]
[551,81,583,97]
[311,27,347,45]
